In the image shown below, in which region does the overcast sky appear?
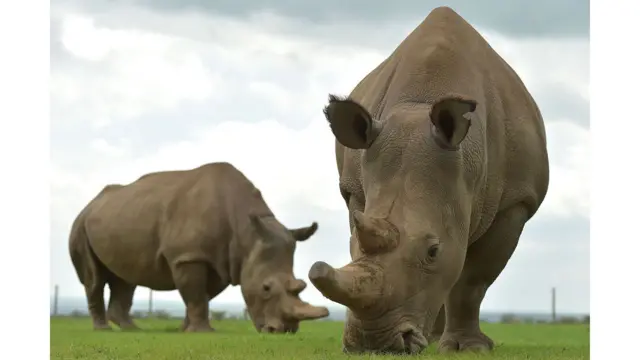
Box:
[50,0,589,314]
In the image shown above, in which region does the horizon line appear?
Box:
[50,296,590,315]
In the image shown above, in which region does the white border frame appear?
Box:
[0,0,50,358]
[1,0,636,359]
[590,0,640,359]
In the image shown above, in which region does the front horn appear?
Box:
[308,261,382,309]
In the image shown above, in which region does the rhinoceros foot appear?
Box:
[93,322,113,331]
[117,321,140,331]
[183,322,215,333]
[438,330,494,353]
[107,312,139,331]
[180,317,216,333]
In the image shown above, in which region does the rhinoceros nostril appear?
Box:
[265,325,276,333]
[401,329,413,345]
[400,329,414,352]
[399,329,427,354]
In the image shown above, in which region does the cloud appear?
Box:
[543,121,590,218]
[50,1,589,313]
[60,0,589,37]
[51,4,589,130]
[52,14,218,129]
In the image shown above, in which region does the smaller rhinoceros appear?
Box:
[68,162,329,333]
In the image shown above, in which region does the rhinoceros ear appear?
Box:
[429,96,477,150]
[287,278,307,295]
[323,94,382,149]
[290,222,318,242]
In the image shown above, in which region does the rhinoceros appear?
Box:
[69,162,329,333]
[308,6,549,354]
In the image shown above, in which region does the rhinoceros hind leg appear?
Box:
[438,204,529,353]
[80,260,111,330]
[173,262,214,333]
[72,226,111,331]
[107,275,139,330]
[85,283,111,330]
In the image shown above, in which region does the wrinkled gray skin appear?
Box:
[69,162,329,333]
[308,7,549,355]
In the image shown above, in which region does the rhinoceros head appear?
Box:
[309,94,477,353]
[240,214,329,333]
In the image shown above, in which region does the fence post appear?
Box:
[148,288,153,317]
[52,284,59,316]
[551,287,556,323]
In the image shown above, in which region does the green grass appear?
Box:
[50,317,589,359]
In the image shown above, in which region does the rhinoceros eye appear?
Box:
[427,244,440,260]
[262,284,271,293]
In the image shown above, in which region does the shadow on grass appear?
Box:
[112,326,256,335]
[112,327,307,337]
[94,326,183,334]
[140,327,184,333]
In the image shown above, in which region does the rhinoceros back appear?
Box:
[82,163,235,290]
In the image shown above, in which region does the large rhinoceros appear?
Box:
[69,162,329,333]
[308,6,549,355]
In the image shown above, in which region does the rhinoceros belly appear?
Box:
[86,223,177,291]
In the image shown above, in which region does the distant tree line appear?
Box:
[496,313,590,325]
[65,308,253,321]
[63,309,588,325]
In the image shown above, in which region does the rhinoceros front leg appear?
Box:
[173,262,214,332]
[439,204,529,353]
[180,273,226,331]
[106,276,139,330]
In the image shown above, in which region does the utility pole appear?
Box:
[148,288,153,317]
[52,285,59,316]
[551,287,556,323]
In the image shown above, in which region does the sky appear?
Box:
[49,0,590,314]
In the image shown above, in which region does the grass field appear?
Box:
[50,317,589,359]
